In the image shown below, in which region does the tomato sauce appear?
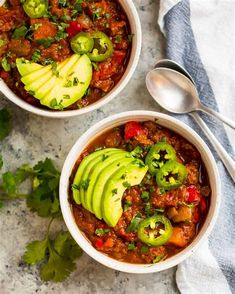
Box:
[0,0,131,110]
[70,121,211,264]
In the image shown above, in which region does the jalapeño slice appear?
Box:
[137,215,172,246]
[71,32,94,54]
[145,142,176,174]
[156,160,188,190]
[23,0,48,18]
[88,31,113,62]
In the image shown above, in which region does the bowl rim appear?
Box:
[59,110,221,273]
[0,0,142,118]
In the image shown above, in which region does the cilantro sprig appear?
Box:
[23,218,82,282]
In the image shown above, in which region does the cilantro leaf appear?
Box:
[12,26,28,39]
[40,232,82,282]
[126,213,142,232]
[23,238,48,265]
[0,108,12,140]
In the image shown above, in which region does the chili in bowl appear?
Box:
[60,111,220,273]
[0,0,141,118]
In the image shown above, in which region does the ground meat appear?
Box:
[40,39,71,62]
[104,130,122,147]
[151,186,187,208]
[76,15,94,30]
[0,7,25,32]
[186,161,199,184]
[91,78,114,92]
[110,20,127,36]
[9,38,32,57]
[0,33,8,57]
[50,0,70,17]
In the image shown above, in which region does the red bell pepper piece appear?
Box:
[186,185,200,203]
[66,21,82,38]
[95,238,104,249]
[124,121,145,141]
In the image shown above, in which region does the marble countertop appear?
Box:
[0,1,179,293]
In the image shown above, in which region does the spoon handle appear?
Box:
[199,104,235,130]
[191,113,235,182]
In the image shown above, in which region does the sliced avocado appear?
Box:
[33,57,78,100]
[40,54,92,109]
[72,148,118,205]
[85,150,127,212]
[24,55,79,97]
[16,58,43,76]
[92,156,135,220]
[21,64,52,85]
[102,160,148,227]
[79,149,121,212]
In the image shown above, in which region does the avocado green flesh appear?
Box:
[102,161,148,227]
[33,58,71,100]
[16,58,43,76]
[41,54,92,109]
[79,150,121,212]
[24,55,79,98]
[21,64,52,85]
[85,150,127,212]
[72,148,118,205]
[92,156,135,220]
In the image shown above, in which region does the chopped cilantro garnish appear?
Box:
[50,98,58,108]
[153,255,164,263]
[1,57,11,71]
[141,191,150,201]
[51,62,59,77]
[62,94,70,100]
[122,181,131,189]
[95,228,110,236]
[37,37,54,48]
[81,179,90,190]
[32,49,41,63]
[12,26,28,39]
[141,245,149,254]
[28,90,35,96]
[102,154,109,161]
[127,242,136,251]
[126,213,142,232]
[114,35,121,43]
[112,188,118,195]
[64,80,73,87]
[124,200,132,212]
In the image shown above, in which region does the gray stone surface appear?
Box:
[0,1,179,293]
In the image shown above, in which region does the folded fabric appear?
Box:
[158,0,235,293]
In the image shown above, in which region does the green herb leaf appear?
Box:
[127,242,136,251]
[123,200,132,212]
[114,35,121,43]
[153,254,164,263]
[12,26,28,39]
[0,108,12,140]
[112,188,117,195]
[95,228,110,236]
[141,191,149,201]
[1,57,11,71]
[122,181,131,189]
[80,179,90,191]
[36,37,54,48]
[126,213,142,232]
[23,238,48,265]
[140,245,149,254]
[32,49,41,62]
[51,62,59,77]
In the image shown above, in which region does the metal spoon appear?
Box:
[146,59,235,182]
[146,67,235,129]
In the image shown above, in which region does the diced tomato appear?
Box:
[186,185,200,203]
[199,197,207,213]
[104,238,114,248]
[0,70,10,79]
[112,50,126,64]
[66,21,82,38]
[95,238,104,249]
[31,19,57,40]
[124,121,145,141]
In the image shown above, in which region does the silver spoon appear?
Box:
[146,67,235,129]
[146,59,235,182]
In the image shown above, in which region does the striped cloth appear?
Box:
[158,0,235,293]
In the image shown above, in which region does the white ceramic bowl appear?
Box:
[60,111,220,273]
[0,0,141,118]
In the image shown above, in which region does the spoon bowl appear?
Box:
[146,67,200,114]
